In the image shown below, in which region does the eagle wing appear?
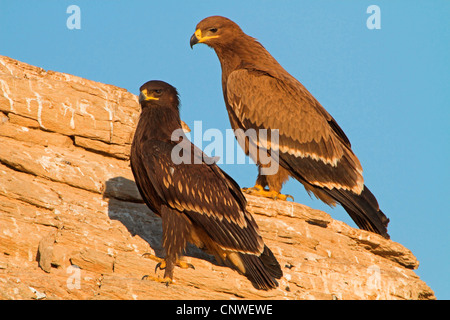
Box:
[136,139,264,255]
[226,68,364,194]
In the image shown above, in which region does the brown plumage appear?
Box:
[130,80,282,289]
[190,16,390,238]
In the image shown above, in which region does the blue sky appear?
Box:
[1,1,449,299]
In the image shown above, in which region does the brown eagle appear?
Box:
[130,80,282,289]
[190,16,390,239]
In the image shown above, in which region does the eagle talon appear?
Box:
[243,184,293,202]
[155,261,166,273]
[177,261,195,270]
[153,259,194,273]
[242,184,266,194]
[142,253,164,263]
[275,193,295,201]
[142,274,173,285]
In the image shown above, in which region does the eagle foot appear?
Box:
[141,274,173,286]
[155,260,195,272]
[242,185,294,202]
[142,253,195,273]
[274,193,294,201]
[142,253,164,264]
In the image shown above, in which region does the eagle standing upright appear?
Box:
[130,80,282,289]
[190,16,390,239]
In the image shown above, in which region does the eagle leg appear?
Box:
[142,206,195,285]
[242,184,294,201]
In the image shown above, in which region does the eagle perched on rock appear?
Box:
[190,16,390,239]
[130,80,282,289]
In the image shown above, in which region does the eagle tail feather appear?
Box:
[325,185,390,239]
[238,245,282,290]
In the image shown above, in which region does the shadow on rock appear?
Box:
[103,176,214,263]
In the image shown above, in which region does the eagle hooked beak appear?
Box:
[190,32,199,49]
[139,89,159,103]
[190,29,219,49]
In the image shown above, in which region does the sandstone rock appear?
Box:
[0,121,73,148]
[0,55,435,300]
[37,230,57,273]
[70,249,115,274]
[0,55,138,154]
[74,136,130,160]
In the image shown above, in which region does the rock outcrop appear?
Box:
[0,55,435,300]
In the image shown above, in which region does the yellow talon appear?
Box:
[242,184,294,201]
[154,259,194,272]
[274,193,294,201]
[142,274,173,286]
[155,261,167,273]
[142,253,164,263]
[142,253,195,274]
[176,260,195,270]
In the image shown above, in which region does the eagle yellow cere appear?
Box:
[190,16,390,239]
[130,80,282,290]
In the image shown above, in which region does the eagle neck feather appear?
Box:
[136,106,182,142]
[215,35,287,81]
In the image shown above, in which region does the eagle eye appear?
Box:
[209,28,218,33]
